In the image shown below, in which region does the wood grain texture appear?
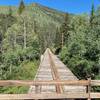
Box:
[29,48,86,93]
[0,93,88,100]
[0,80,89,86]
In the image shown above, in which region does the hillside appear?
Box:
[0,3,65,27]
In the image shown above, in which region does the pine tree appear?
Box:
[55,27,62,53]
[18,0,25,15]
[90,2,95,27]
[8,6,13,16]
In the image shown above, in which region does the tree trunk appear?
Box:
[0,33,3,53]
[24,21,27,49]
[13,32,16,50]
[61,32,64,49]
[9,64,12,75]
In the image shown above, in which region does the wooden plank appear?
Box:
[0,93,99,99]
[0,93,88,100]
[91,80,100,86]
[0,80,33,86]
[48,49,63,93]
[0,80,90,86]
[90,93,100,98]
[87,78,91,100]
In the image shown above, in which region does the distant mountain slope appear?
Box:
[24,3,65,27]
[0,6,17,14]
[0,3,65,27]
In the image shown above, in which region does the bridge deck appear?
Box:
[28,48,86,94]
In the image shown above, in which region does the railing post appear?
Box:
[35,84,41,94]
[87,78,91,100]
[35,85,41,100]
[35,54,43,99]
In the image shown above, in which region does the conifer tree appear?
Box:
[18,0,25,15]
[55,27,62,53]
[90,2,95,27]
[8,6,13,16]
[60,13,70,48]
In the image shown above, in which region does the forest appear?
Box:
[0,0,100,93]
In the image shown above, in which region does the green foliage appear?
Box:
[17,61,38,80]
[59,12,100,81]
[0,86,29,94]
[0,61,38,93]
[60,13,71,47]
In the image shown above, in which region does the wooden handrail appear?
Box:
[48,49,63,93]
[0,80,89,86]
[91,80,100,86]
[0,80,99,86]
[0,80,99,99]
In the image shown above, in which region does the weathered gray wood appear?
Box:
[91,80,100,86]
[0,93,100,100]
[29,48,86,94]
[87,78,91,100]
[90,93,100,98]
[0,93,88,100]
[0,80,90,86]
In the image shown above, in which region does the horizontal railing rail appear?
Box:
[0,79,99,99]
[0,80,100,86]
[0,80,90,86]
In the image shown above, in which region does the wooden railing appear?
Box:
[0,79,100,100]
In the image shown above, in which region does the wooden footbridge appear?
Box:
[0,48,100,100]
[29,48,86,94]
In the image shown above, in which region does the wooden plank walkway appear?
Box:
[28,48,86,94]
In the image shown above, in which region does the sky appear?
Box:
[0,0,100,14]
